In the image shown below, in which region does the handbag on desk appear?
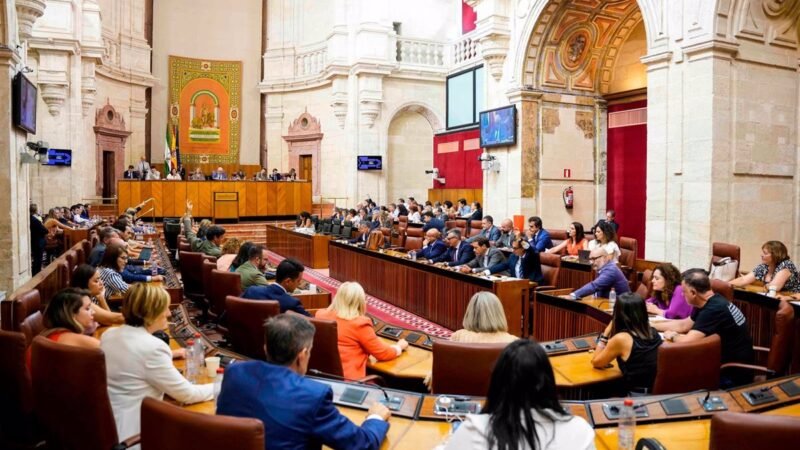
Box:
[710,257,738,281]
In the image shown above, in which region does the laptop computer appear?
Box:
[577,249,590,263]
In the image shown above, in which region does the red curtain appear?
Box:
[462,1,477,34]
[607,100,647,257]
[433,128,482,189]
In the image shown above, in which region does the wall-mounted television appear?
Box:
[12,73,37,134]
[479,105,516,148]
[357,155,382,170]
[44,148,72,166]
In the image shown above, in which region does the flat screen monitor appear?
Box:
[12,73,37,134]
[44,148,72,166]
[479,105,516,148]
[357,155,382,171]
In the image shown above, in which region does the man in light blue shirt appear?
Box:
[457,198,472,217]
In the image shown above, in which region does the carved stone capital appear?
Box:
[40,82,68,116]
[359,100,382,128]
[479,33,510,80]
[15,0,47,40]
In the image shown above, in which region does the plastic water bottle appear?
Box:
[185,339,197,383]
[151,261,158,277]
[618,398,636,450]
[192,334,205,378]
[609,287,617,307]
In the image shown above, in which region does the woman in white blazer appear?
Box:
[100,284,214,443]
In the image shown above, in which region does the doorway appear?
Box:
[102,151,115,201]
[299,155,313,183]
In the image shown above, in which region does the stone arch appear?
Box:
[382,101,444,137]
[383,102,440,204]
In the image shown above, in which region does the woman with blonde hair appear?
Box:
[315,282,408,379]
[101,284,214,441]
[452,292,519,344]
[216,237,241,271]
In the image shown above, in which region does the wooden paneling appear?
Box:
[426,188,483,204]
[532,292,611,342]
[265,224,330,269]
[328,242,529,336]
[557,260,595,289]
[117,181,312,218]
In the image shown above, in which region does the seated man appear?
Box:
[526,216,553,252]
[217,314,390,449]
[487,237,543,282]
[654,268,754,387]
[459,237,507,274]
[242,259,310,316]
[348,222,371,245]
[271,168,283,181]
[592,209,620,235]
[181,200,224,257]
[495,218,516,249]
[434,229,475,266]
[123,165,139,179]
[568,247,630,299]
[235,245,269,290]
[417,229,448,262]
[421,211,445,233]
[212,167,227,180]
[71,205,89,225]
[466,215,501,244]
[88,227,119,266]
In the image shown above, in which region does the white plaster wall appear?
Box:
[386,111,434,203]
[152,0,263,165]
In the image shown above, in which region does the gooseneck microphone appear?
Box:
[307,369,404,410]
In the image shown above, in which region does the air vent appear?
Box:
[608,107,646,129]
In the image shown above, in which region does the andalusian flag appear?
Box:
[173,123,181,171]
[164,124,174,174]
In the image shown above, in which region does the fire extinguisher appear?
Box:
[562,186,574,209]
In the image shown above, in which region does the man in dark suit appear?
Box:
[29,204,48,275]
[526,216,553,253]
[421,211,445,233]
[348,222,371,245]
[217,314,390,450]
[592,209,620,235]
[434,229,475,266]
[122,165,139,179]
[487,237,543,283]
[241,258,310,316]
[459,237,507,274]
[417,229,447,261]
[271,168,282,181]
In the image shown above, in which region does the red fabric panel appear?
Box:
[607,100,647,257]
[462,1,477,34]
[433,128,482,189]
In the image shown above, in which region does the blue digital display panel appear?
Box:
[357,155,382,170]
[45,148,72,166]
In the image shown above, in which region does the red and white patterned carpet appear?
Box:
[264,250,453,339]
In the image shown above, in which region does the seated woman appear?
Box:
[296,211,314,229]
[646,263,692,319]
[466,201,483,221]
[229,241,255,272]
[452,292,518,344]
[588,221,621,262]
[592,293,663,394]
[444,339,594,449]
[546,222,588,256]
[315,282,408,379]
[731,240,800,293]
[216,237,241,272]
[407,205,422,224]
[71,264,124,326]
[101,283,214,441]
[98,244,130,297]
[165,168,181,180]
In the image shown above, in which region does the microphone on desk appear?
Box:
[307,369,404,409]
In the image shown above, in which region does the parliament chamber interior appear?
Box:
[2,1,800,449]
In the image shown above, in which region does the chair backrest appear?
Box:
[404,227,424,251]
[179,241,192,253]
[322,219,332,234]
[397,215,408,230]
[141,397,264,450]
[711,242,741,275]
[453,219,466,236]
[30,336,120,450]
[179,251,206,296]
[0,330,37,447]
[80,239,92,261]
[635,269,653,299]
[225,296,280,360]
[209,270,242,316]
[74,246,86,266]
[390,225,406,248]
[201,259,218,301]
[766,300,795,376]
[307,316,344,376]
[710,278,734,301]
[340,225,352,239]
[467,220,483,238]
[538,252,562,288]
[618,237,637,268]
[546,229,568,246]
[444,220,456,231]
[431,340,507,396]
[1,289,45,346]
[652,334,721,394]
[331,220,341,236]
[710,411,800,450]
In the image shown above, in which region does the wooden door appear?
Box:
[299,155,312,182]
[102,151,115,201]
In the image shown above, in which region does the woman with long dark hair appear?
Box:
[71,263,124,325]
[445,339,593,449]
[229,241,255,272]
[546,222,588,256]
[592,292,663,394]
[588,220,620,262]
[645,263,692,319]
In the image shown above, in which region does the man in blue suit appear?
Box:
[241,258,311,316]
[417,229,448,261]
[217,314,391,450]
[348,222,371,245]
[466,215,502,244]
[487,237,544,283]
[421,211,445,233]
[526,216,553,252]
[434,229,475,266]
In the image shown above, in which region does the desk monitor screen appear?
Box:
[138,247,152,261]
[660,398,690,416]
[405,333,421,343]
[381,326,403,338]
[577,249,591,262]
[779,380,800,397]
[340,387,368,405]
[572,339,590,350]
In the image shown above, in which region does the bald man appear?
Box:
[568,247,630,299]
[496,219,516,248]
[212,167,227,180]
[416,229,448,262]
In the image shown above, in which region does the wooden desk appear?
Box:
[329,242,530,336]
[551,352,621,388]
[369,338,433,380]
[557,258,595,289]
[594,419,712,450]
[117,180,312,218]
[532,291,611,342]
[266,224,331,269]
[733,286,800,372]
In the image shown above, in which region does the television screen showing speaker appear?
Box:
[357,155,382,170]
[45,149,72,166]
[479,105,516,148]
[12,73,37,134]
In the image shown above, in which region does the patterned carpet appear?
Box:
[263,250,453,339]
